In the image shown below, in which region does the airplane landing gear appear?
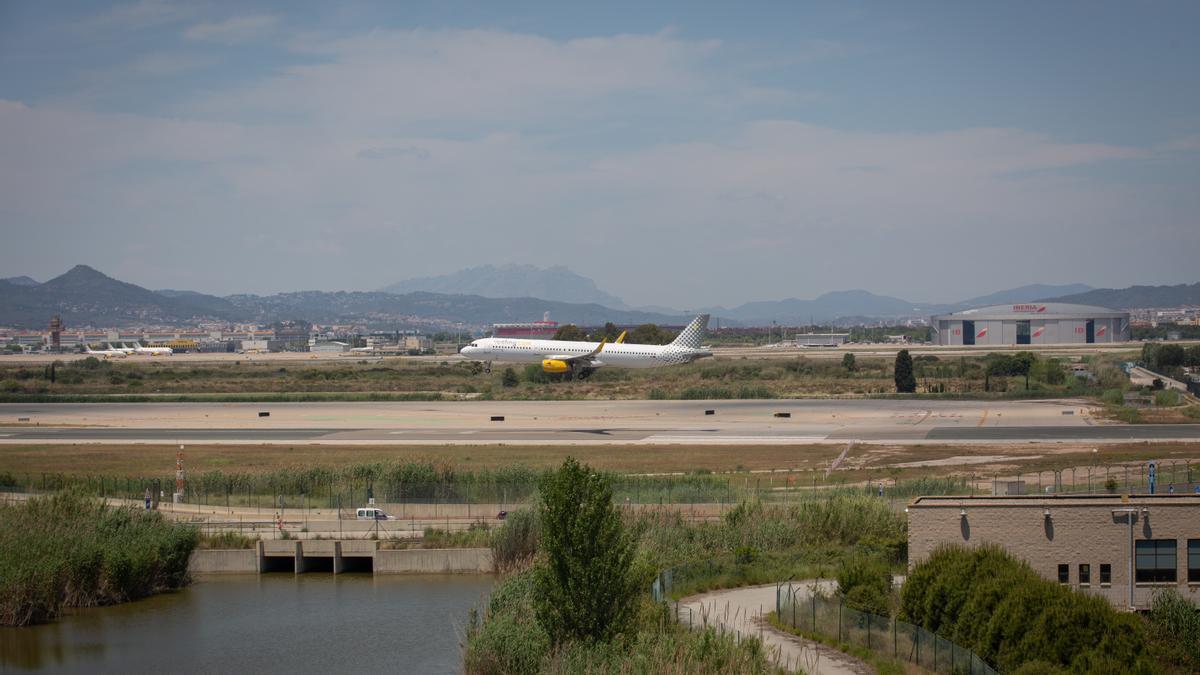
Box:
[577,367,595,380]
[483,361,492,374]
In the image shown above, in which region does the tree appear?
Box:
[894,349,916,393]
[500,367,519,387]
[593,322,622,342]
[841,352,857,372]
[628,323,670,345]
[534,457,637,643]
[553,324,586,341]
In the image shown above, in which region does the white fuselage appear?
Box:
[459,338,708,369]
[133,345,173,355]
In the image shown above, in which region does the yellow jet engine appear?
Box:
[541,359,569,373]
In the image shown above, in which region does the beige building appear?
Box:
[908,494,1200,610]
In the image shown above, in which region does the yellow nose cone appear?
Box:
[542,359,569,373]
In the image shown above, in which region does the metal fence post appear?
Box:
[838,599,843,643]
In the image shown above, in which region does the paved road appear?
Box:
[679,582,866,675]
[3,423,1200,445]
[2,399,1197,445]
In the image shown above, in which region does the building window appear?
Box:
[1079,564,1090,585]
[1058,564,1069,583]
[1189,540,1200,583]
[1135,539,1177,583]
[1100,564,1112,584]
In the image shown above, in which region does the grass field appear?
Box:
[2,441,1196,486]
[0,348,1144,401]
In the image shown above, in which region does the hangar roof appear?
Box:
[931,303,1128,321]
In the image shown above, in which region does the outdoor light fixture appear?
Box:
[959,508,967,517]
[1043,508,1051,519]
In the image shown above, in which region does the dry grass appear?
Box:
[2,441,1198,483]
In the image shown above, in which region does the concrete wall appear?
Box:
[908,495,1200,610]
[190,548,261,574]
[375,548,493,574]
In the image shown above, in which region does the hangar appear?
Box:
[931,303,1130,346]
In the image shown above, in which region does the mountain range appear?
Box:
[0,265,1195,330]
[380,264,630,309]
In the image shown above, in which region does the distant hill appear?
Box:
[709,289,948,324]
[1040,283,1200,308]
[225,291,690,327]
[959,283,1093,307]
[0,265,693,329]
[2,276,39,287]
[381,264,629,308]
[0,265,243,328]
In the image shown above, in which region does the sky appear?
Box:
[1,1,1198,308]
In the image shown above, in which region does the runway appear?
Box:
[2,399,1198,445]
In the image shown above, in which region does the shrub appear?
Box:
[491,508,540,573]
[534,458,638,643]
[1100,388,1125,405]
[901,545,1153,672]
[501,368,519,387]
[0,491,197,626]
[1154,389,1180,407]
[837,554,893,616]
[1148,588,1200,670]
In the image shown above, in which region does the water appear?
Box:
[0,574,492,674]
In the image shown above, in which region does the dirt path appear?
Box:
[677,582,870,675]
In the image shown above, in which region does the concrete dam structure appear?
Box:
[190,541,493,575]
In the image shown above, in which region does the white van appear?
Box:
[356,507,390,520]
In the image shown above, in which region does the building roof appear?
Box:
[931,302,1127,321]
[910,494,1200,508]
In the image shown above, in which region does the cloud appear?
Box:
[183,15,278,43]
[187,28,722,127]
[127,52,219,76]
[1,25,1196,304]
[75,0,193,32]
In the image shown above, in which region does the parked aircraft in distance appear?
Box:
[85,345,128,359]
[131,342,173,356]
[459,315,711,379]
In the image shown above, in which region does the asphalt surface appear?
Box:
[2,398,1198,444]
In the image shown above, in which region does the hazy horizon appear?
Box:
[2,2,1198,307]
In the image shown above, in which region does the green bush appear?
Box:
[0,491,197,626]
[1148,588,1200,670]
[491,508,540,573]
[837,554,893,616]
[1100,388,1125,405]
[1154,389,1180,406]
[901,545,1154,672]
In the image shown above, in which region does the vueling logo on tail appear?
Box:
[670,314,710,350]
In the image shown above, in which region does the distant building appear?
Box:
[403,335,432,352]
[908,494,1200,611]
[311,341,350,353]
[931,303,1130,346]
[793,333,849,347]
[494,311,559,338]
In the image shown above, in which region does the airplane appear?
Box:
[85,345,128,359]
[131,342,173,356]
[459,314,712,379]
[107,342,136,355]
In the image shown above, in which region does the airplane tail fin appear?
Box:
[669,314,710,349]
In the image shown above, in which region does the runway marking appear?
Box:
[0,434,11,437]
[644,435,827,444]
[912,410,932,426]
[978,409,988,427]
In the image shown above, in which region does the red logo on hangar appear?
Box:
[1012,304,1047,313]
[1032,327,1045,338]
[976,327,989,338]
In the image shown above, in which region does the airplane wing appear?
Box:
[546,339,607,364]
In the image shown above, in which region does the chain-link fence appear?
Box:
[777,583,999,675]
